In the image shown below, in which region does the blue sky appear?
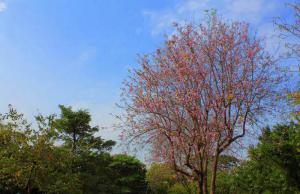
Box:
[0,0,296,147]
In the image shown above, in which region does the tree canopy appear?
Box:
[120,15,282,194]
[0,105,147,194]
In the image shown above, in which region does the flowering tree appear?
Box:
[120,16,281,194]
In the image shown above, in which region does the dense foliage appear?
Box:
[0,105,147,194]
[224,123,300,194]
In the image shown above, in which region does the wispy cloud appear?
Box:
[0,1,6,12]
[143,0,287,58]
[143,0,279,35]
[224,0,278,24]
[143,0,210,35]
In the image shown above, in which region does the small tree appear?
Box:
[120,16,281,194]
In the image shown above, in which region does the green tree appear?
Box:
[232,160,295,194]
[54,105,116,193]
[146,163,176,194]
[168,182,197,194]
[146,162,205,194]
[109,154,147,194]
[230,123,300,193]
[214,155,239,194]
[77,152,115,194]
[55,105,115,153]
[0,105,149,194]
[253,124,300,190]
[0,106,80,194]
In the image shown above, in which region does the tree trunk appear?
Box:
[198,176,204,194]
[203,174,208,194]
[197,173,208,194]
[209,153,219,194]
[197,152,209,194]
[203,159,209,194]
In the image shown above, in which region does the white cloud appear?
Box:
[0,1,6,12]
[143,0,279,35]
[224,0,278,24]
[142,11,175,35]
[142,0,287,59]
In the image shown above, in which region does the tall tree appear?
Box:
[120,16,281,194]
[54,105,115,154]
[54,105,116,193]
[252,124,300,191]
[55,105,94,153]
[230,123,300,194]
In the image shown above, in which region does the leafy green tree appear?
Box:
[77,152,115,194]
[54,105,115,153]
[168,182,197,194]
[32,117,81,194]
[109,154,147,194]
[146,162,207,194]
[0,106,80,194]
[231,159,295,194]
[214,155,239,194]
[54,105,116,193]
[253,124,300,190]
[0,126,31,193]
[0,105,149,194]
[229,123,300,194]
[146,163,176,194]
